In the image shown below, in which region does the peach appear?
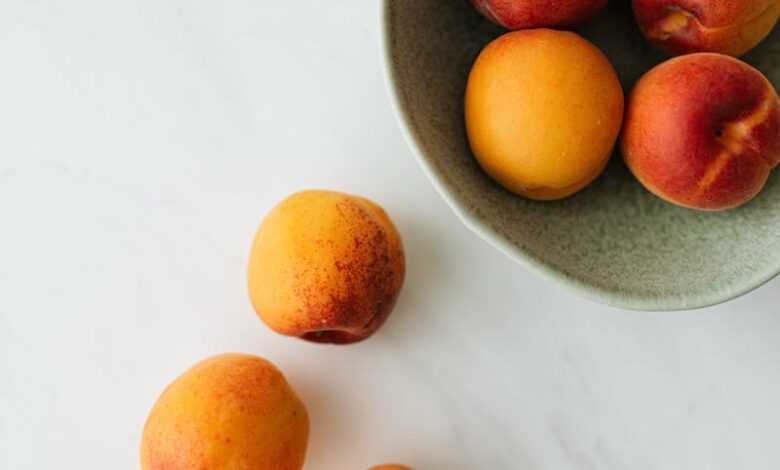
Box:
[471,0,608,29]
[621,53,780,210]
[369,466,413,470]
[465,29,624,200]
[141,354,309,470]
[633,0,780,57]
[248,190,405,344]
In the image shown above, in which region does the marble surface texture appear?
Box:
[0,1,779,469]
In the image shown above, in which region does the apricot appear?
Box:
[465,29,624,200]
[140,354,309,470]
[471,0,608,29]
[621,53,780,210]
[633,0,780,57]
[248,190,405,344]
[369,466,413,470]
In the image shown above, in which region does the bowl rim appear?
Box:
[379,0,780,311]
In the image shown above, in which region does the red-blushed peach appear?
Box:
[471,0,608,29]
[140,354,309,470]
[621,53,780,210]
[633,0,780,57]
[248,190,405,344]
[465,29,624,200]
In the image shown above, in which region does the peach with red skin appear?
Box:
[621,53,780,210]
[633,0,780,56]
[471,0,608,29]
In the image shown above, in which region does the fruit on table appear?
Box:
[465,29,624,200]
[633,0,780,57]
[140,354,309,470]
[471,0,608,29]
[369,466,413,470]
[248,190,405,344]
[621,53,780,210]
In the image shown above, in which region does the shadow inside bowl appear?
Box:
[384,0,780,310]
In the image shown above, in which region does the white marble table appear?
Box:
[1,1,779,469]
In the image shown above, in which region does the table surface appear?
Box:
[2,2,779,469]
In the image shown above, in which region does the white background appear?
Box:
[1,1,779,469]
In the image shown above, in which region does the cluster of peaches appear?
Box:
[138,3,780,468]
[141,191,409,469]
[467,0,780,210]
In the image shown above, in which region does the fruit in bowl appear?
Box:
[471,0,608,29]
[465,29,624,200]
[383,0,780,309]
[633,0,780,56]
[622,53,780,210]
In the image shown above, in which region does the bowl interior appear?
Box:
[384,0,780,310]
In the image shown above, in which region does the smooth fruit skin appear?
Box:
[141,354,309,470]
[465,29,624,200]
[248,190,405,344]
[471,0,608,29]
[621,53,780,210]
[633,0,780,56]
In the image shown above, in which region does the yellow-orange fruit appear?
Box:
[140,354,309,470]
[465,29,625,200]
[633,0,780,57]
[248,190,405,344]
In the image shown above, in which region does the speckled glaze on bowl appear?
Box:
[382,0,780,311]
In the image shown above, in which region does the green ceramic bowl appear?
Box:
[382,0,780,311]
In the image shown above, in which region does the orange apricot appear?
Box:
[141,354,309,470]
[465,29,624,200]
[248,190,405,344]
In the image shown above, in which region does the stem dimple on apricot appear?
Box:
[300,330,340,343]
[716,92,776,159]
[650,7,696,40]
